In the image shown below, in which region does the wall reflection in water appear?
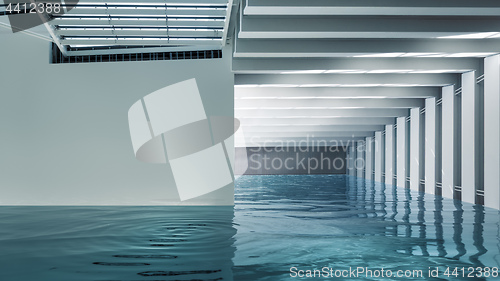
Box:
[0,175,499,281]
[233,175,500,281]
[345,175,499,268]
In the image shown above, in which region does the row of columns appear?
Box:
[347,54,500,210]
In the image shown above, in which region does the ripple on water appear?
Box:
[0,175,499,281]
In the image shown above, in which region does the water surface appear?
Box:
[0,175,499,280]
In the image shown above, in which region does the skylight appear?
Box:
[43,0,233,56]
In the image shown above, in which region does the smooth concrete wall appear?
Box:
[484,55,500,209]
[0,33,234,205]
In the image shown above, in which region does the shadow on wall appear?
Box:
[128,79,239,204]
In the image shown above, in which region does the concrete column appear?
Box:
[356,141,365,178]
[410,107,425,191]
[461,71,478,204]
[435,99,443,195]
[484,55,500,209]
[365,137,374,180]
[396,117,409,188]
[385,124,396,186]
[442,85,456,199]
[375,131,385,183]
[425,97,437,195]
[348,145,356,176]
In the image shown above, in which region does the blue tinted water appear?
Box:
[0,175,499,281]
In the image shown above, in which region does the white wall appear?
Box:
[0,32,234,205]
[484,55,500,209]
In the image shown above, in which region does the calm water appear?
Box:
[0,175,499,280]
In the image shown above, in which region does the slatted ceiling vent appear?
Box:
[44,0,232,62]
[50,43,222,63]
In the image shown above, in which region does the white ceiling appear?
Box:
[0,0,236,56]
[233,0,500,147]
[2,0,500,148]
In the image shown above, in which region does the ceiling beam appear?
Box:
[59,38,222,46]
[235,87,442,98]
[241,125,385,132]
[238,131,375,138]
[64,8,227,17]
[236,98,425,109]
[236,137,367,147]
[245,0,500,16]
[235,73,459,86]
[236,108,410,118]
[239,16,500,39]
[234,38,500,57]
[222,0,235,44]
[232,57,482,74]
[239,117,396,126]
[64,45,221,56]
[50,18,225,28]
[55,29,223,38]
[36,10,68,56]
[72,0,228,4]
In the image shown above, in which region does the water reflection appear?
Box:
[471,204,488,266]
[234,175,500,280]
[0,206,236,281]
[0,175,499,281]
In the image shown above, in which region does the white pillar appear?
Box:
[396,117,409,188]
[348,145,356,176]
[461,71,478,204]
[385,124,396,186]
[356,141,365,178]
[484,55,500,209]
[442,85,456,199]
[375,131,385,183]
[410,107,425,191]
[365,137,374,180]
[425,97,437,195]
